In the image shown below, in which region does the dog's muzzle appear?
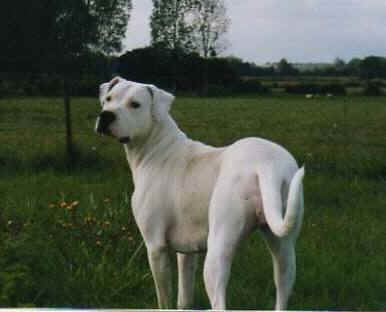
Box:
[96,110,116,135]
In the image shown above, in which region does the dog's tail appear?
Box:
[260,166,305,237]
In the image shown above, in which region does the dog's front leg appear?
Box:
[147,246,173,309]
[177,253,198,309]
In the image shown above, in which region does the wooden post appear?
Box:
[202,58,209,96]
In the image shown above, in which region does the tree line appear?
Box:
[225,56,386,79]
[1,0,386,98]
[0,0,230,96]
[3,51,386,97]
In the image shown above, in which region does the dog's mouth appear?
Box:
[118,137,131,144]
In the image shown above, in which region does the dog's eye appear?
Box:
[131,101,141,109]
[106,96,112,102]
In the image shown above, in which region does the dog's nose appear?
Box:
[96,110,116,135]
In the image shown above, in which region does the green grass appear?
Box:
[0,95,385,309]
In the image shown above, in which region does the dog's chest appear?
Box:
[165,148,222,252]
[134,145,222,253]
[131,142,224,253]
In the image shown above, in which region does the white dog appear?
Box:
[95,77,305,310]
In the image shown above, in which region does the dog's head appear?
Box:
[95,77,175,144]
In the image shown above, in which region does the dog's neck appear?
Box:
[123,115,187,177]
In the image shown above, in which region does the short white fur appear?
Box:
[96,77,305,310]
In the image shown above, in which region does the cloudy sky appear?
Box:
[123,0,386,64]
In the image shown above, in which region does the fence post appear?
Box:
[64,78,74,167]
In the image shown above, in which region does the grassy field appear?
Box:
[0,95,385,310]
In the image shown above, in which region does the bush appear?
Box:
[73,76,100,97]
[285,83,321,95]
[343,80,361,88]
[0,74,103,97]
[35,75,63,96]
[320,84,346,95]
[285,83,346,95]
[205,80,269,97]
[363,81,383,96]
[0,80,12,97]
[232,79,270,95]
[206,84,232,97]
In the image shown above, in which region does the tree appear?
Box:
[0,1,55,72]
[346,58,361,76]
[360,56,386,79]
[151,0,202,91]
[150,0,199,52]
[92,0,132,55]
[52,0,132,166]
[277,58,298,76]
[334,57,346,73]
[190,0,230,58]
[51,0,131,62]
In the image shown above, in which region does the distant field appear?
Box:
[0,95,385,310]
[249,76,386,95]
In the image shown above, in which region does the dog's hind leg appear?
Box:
[203,223,241,310]
[177,253,198,309]
[203,178,257,310]
[262,231,297,310]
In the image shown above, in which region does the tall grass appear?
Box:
[0,95,385,309]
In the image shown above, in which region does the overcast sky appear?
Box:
[123,0,386,64]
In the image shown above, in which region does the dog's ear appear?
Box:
[99,82,109,105]
[147,85,175,121]
[99,77,122,106]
